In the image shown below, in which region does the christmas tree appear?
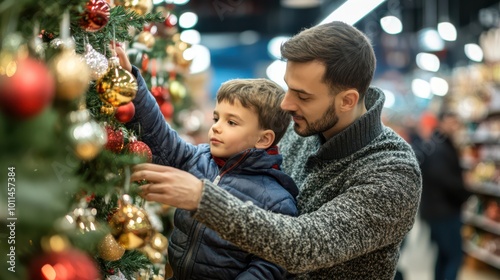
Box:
[0,0,201,279]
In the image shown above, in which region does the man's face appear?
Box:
[281,60,339,138]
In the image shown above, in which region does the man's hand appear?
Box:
[131,163,203,211]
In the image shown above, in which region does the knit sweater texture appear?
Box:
[193,87,422,279]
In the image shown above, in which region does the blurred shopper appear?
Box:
[418,111,471,280]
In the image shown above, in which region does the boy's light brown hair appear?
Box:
[216,78,290,146]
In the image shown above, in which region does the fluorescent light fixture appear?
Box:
[267,36,291,59]
[266,60,288,90]
[319,0,387,25]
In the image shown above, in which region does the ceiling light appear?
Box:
[437,22,457,41]
[380,16,402,35]
[416,52,440,72]
[281,0,321,8]
[319,0,387,25]
[430,77,448,96]
[417,28,444,52]
[464,43,483,62]
[411,79,432,99]
[267,36,290,59]
[179,12,198,29]
[266,60,288,90]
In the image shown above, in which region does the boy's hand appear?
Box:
[112,43,132,73]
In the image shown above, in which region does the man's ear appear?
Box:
[255,129,275,149]
[338,89,360,112]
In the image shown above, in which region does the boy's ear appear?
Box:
[255,129,275,149]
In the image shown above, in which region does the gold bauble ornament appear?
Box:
[100,103,116,115]
[109,194,153,249]
[136,31,156,50]
[168,79,186,103]
[97,57,138,107]
[50,49,91,100]
[150,232,168,252]
[67,109,107,160]
[114,0,153,15]
[140,245,164,263]
[166,37,193,70]
[98,233,126,261]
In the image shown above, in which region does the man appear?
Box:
[131,21,422,279]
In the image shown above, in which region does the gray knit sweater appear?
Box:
[193,87,422,279]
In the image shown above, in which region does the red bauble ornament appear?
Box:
[151,86,169,106]
[160,101,174,120]
[105,126,124,153]
[126,138,152,162]
[80,0,111,32]
[28,249,100,280]
[115,102,135,123]
[164,13,178,28]
[0,58,55,119]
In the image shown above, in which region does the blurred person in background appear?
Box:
[418,111,471,280]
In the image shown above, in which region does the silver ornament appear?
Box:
[83,43,109,80]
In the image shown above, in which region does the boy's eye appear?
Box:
[228,120,237,126]
[212,117,219,123]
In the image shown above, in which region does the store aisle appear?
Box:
[398,217,500,280]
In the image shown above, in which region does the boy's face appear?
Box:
[209,99,264,159]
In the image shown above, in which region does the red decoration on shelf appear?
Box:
[0,58,55,119]
[151,86,169,106]
[80,0,111,32]
[105,126,124,153]
[28,249,100,280]
[160,101,174,120]
[115,102,135,123]
[126,137,152,162]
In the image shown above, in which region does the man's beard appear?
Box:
[293,104,338,137]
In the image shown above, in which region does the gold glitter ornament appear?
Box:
[97,57,138,107]
[109,194,153,249]
[97,233,125,261]
[50,49,91,100]
[114,0,153,15]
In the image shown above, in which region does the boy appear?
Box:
[119,47,299,279]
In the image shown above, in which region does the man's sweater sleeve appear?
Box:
[193,162,420,275]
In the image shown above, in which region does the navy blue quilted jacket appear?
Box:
[127,67,299,279]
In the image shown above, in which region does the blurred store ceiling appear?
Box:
[185,0,500,38]
[176,0,500,101]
